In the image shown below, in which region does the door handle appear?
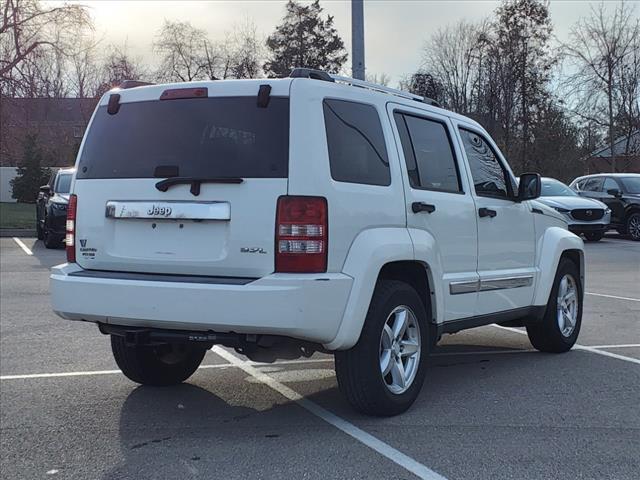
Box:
[412,202,436,214]
[478,207,497,218]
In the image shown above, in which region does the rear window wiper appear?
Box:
[155,177,244,196]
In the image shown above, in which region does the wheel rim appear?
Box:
[379,305,421,395]
[556,274,578,337]
[629,216,640,240]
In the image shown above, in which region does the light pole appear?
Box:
[351,0,365,80]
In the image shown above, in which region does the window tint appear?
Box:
[323,99,390,186]
[583,177,603,192]
[394,113,461,192]
[459,129,511,198]
[603,177,618,192]
[77,97,289,179]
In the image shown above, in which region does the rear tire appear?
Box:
[526,258,582,353]
[111,335,206,386]
[335,280,429,416]
[583,231,603,242]
[627,213,640,241]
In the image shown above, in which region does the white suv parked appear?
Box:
[51,69,585,416]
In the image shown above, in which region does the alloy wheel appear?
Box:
[379,305,421,394]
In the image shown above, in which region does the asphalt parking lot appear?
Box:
[1,236,638,480]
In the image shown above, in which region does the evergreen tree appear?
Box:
[11,134,51,203]
[264,0,347,78]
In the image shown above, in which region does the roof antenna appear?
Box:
[257,84,271,108]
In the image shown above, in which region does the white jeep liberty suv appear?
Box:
[51,69,585,416]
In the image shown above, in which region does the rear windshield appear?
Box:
[77,96,289,179]
[55,173,72,193]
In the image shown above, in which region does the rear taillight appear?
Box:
[275,196,327,273]
[66,194,77,263]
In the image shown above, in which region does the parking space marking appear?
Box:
[586,292,640,302]
[12,237,33,256]
[492,324,640,365]
[585,344,640,349]
[212,346,447,480]
[0,357,335,381]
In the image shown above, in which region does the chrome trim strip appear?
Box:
[105,201,230,220]
[449,280,480,295]
[480,275,533,291]
[450,275,534,295]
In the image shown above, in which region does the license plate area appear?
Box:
[105,201,230,221]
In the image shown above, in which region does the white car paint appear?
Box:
[51,76,584,351]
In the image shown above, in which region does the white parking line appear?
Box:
[492,324,640,365]
[0,357,334,381]
[12,237,33,256]
[212,346,447,480]
[586,292,640,302]
[584,344,640,349]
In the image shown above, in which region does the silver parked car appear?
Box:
[537,177,611,242]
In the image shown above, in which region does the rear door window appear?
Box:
[394,112,462,193]
[77,97,289,179]
[323,99,390,186]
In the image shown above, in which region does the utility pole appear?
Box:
[351,0,365,80]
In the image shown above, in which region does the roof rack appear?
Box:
[288,68,440,107]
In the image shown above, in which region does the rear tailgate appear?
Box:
[72,81,291,278]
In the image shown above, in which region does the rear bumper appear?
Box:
[51,263,353,346]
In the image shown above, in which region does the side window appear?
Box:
[583,177,603,192]
[393,112,462,193]
[602,177,618,192]
[323,99,390,186]
[459,128,512,199]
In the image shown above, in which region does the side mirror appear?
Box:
[39,185,51,194]
[607,188,622,198]
[517,173,541,201]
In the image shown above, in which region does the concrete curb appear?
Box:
[0,229,36,238]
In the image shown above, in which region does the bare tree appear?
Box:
[0,0,91,96]
[95,43,148,96]
[563,1,640,172]
[228,19,264,79]
[154,20,213,82]
[68,34,102,98]
[422,20,489,114]
[366,72,391,86]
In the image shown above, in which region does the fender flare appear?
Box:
[324,227,440,351]
[533,227,585,306]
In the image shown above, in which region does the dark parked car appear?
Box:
[570,173,640,241]
[36,168,74,248]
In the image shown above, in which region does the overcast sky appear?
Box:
[51,0,634,85]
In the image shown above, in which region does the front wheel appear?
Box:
[526,258,582,353]
[335,280,429,416]
[583,231,604,242]
[111,335,206,386]
[627,213,640,241]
